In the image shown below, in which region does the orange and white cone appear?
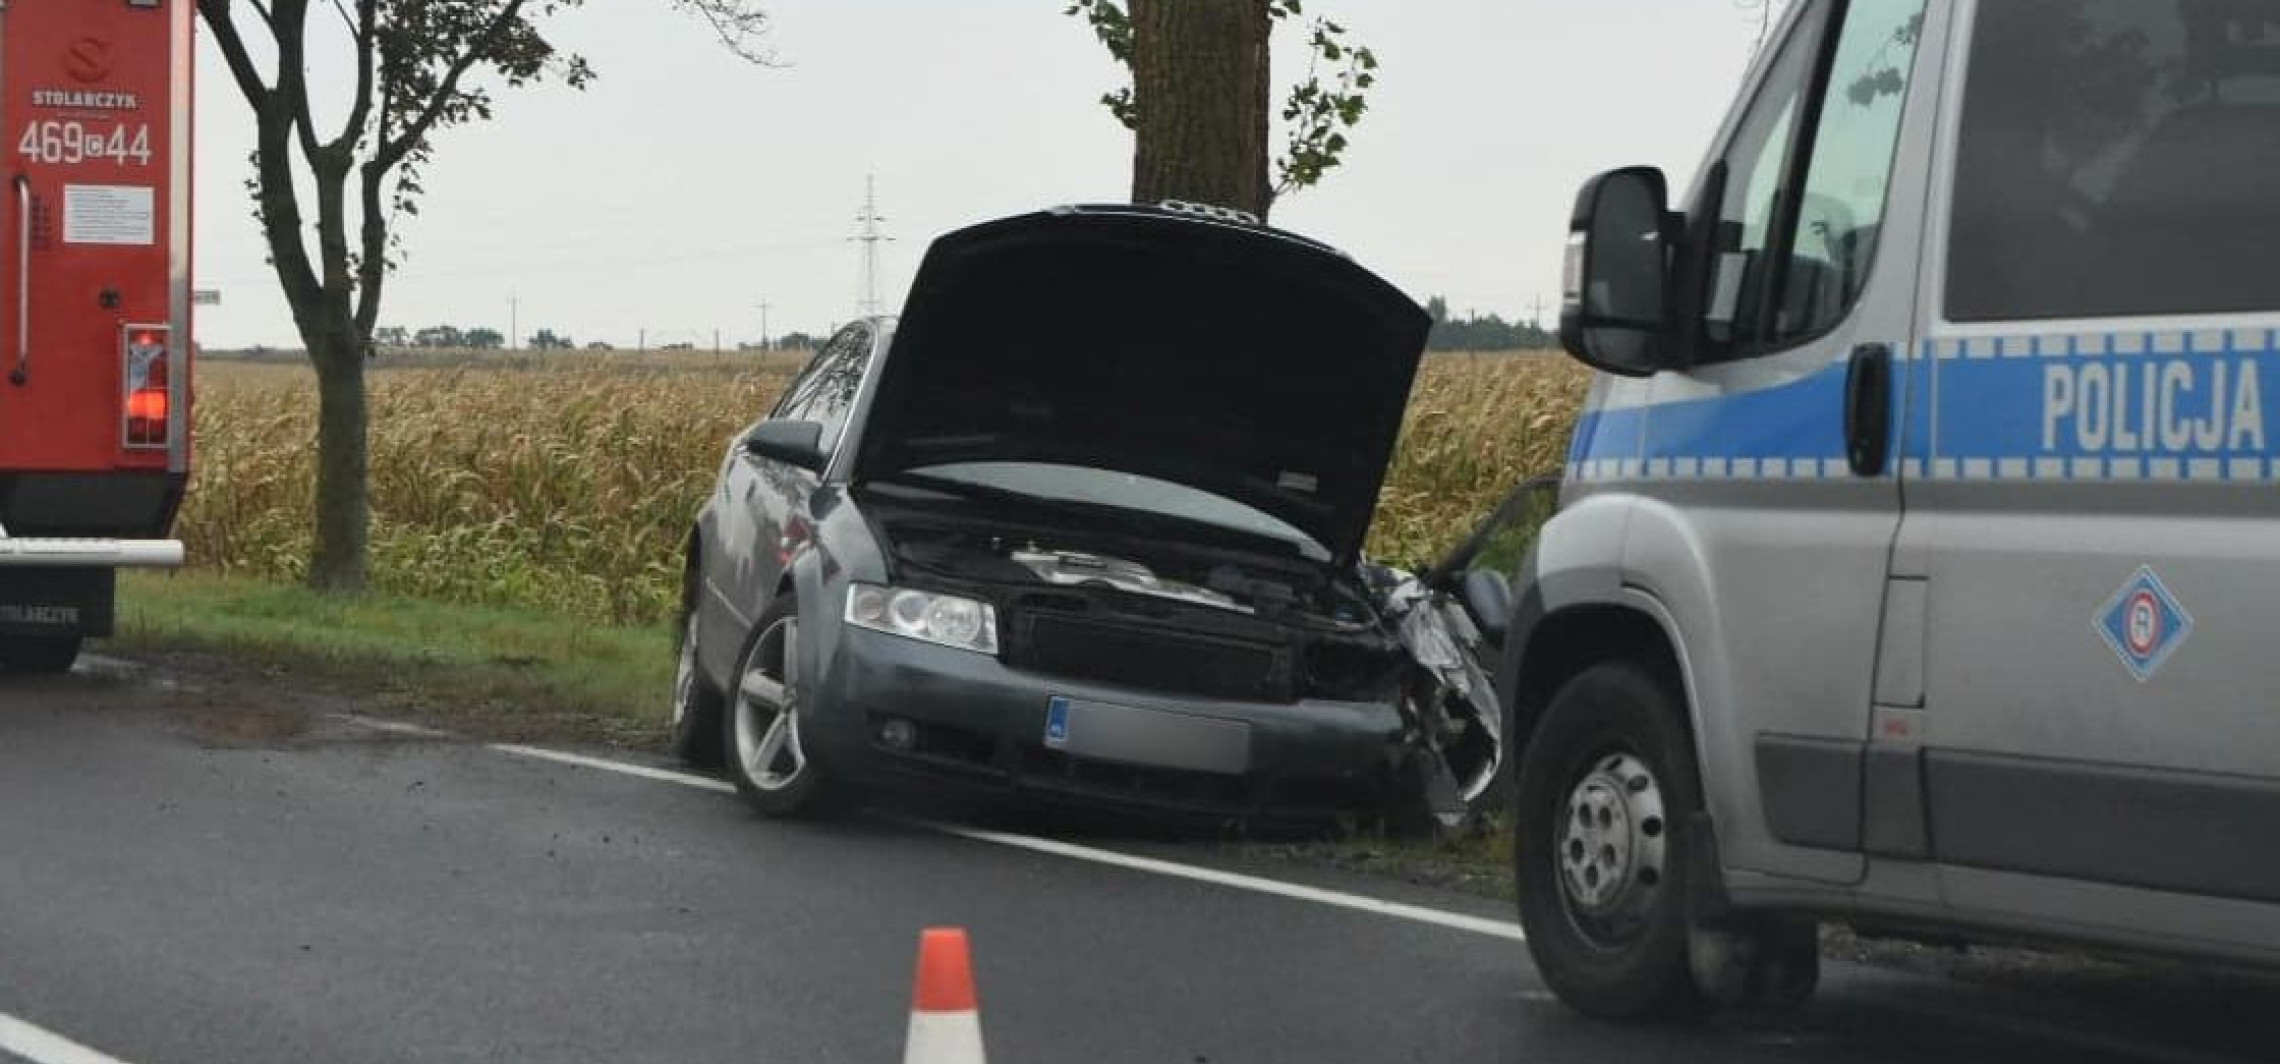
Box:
[903,928,987,1064]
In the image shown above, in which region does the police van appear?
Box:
[1503,0,2280,1018]
[0,0,194,673]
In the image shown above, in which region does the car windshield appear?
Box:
[904,461,1331,561]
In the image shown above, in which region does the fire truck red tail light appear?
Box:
[123,325,172,449]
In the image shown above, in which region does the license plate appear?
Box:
[0,569,111,635]
[1043,695,1251,776]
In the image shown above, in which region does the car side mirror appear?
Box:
[1460,569,1514,647]
[742,420,828,472]
[1560,166,1675,377]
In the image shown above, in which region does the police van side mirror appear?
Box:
[1559,166,1675,377]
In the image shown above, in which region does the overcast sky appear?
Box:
[190,2,1775,350]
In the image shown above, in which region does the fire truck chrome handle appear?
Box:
[10,174,27,387]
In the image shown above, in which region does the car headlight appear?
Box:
[845,584,1000,655]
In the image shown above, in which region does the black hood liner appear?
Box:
[854,207,1429,564]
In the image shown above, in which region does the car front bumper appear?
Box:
[804,626,1410,821]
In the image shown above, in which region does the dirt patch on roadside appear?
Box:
[68,651,457,751]
[178,703,314,747]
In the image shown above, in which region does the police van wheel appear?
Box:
[1515,661,1704,1020]
[0,635,82,675]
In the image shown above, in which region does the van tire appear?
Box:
[0,636,82,675]
[1515,661,1703,1020]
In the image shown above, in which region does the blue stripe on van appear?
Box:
[1569,331,2280,482]
[1568,355,1852,475]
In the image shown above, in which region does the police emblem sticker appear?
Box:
[2095,566,2193,682]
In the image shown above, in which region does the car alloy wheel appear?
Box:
[733,614,808,793]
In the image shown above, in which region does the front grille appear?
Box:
[1017,745,1256,809]
[1012,611,1292,702]
[1014,746,1376,821]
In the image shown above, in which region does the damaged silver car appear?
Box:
[670,203,1505,826]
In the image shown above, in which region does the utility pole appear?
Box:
[638,327,647,353]
[1528,294,1548,330]
[754,299,773,350]
[852,175,893,319]
[509,293,520,351]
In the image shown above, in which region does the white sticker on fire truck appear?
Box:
[62,184,153,246]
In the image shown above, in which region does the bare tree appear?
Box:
[198,0,772,591]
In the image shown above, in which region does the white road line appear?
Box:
[922,821,1527,942]
[0,1012,139,1064]
[484,742,1525,942]
[489,743,735,794]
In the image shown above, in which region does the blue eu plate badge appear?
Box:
[1044,696,1071,747]
[2095,566,2192,682]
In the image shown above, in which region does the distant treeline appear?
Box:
[1426,296,1555,352]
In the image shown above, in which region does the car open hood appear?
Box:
[852,206,1429,564]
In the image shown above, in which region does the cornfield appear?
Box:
[181,352,1587,626]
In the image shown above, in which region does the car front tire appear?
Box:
[669,605,726,768]
[1515,661,1704,1020]
[723,592,841,818]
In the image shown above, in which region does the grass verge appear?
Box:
[113,570,672,748]
[1235,818,1516,901]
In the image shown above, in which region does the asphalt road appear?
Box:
[2,658,2277,1064]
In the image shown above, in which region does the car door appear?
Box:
[1909,0,2280,944]
[1616,0,1936,884]
[708,325,874,649]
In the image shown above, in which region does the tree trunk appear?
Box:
[306,334,370,591]
[1129,0,1271,218]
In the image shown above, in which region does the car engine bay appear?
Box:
[869,501,1504,826]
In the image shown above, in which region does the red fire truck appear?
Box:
[0,0,194,673]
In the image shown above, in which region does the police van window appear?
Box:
[1948,0,2280,322]
[1701,10,1820,354]
[1776,0,1926,339]
[1701,0,1926,362]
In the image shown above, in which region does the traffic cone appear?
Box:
[903,927,987,1064]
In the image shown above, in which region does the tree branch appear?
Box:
[353,159,389,339]
[333,0,378,153]
[375,0,529,171]
[195,0,277,111]
[674,0,779,66]
[267,0,328,169]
